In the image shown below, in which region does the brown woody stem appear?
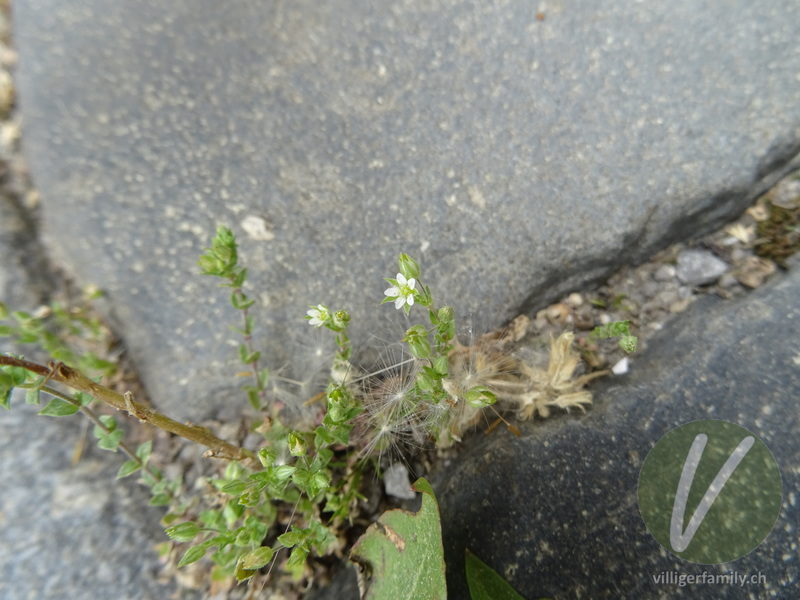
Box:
[1,355,254,464]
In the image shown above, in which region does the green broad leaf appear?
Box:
[16,331,38,344]
[223,500,246,524]
[80,354,116,375]
[0,325,13,336]
[242,314,254,336]
[39,398,80,417]
[349,477,446,600]
[619,335,638,353]
[98,429,124,451]
[234,562,258,582]
[97,414,117,432]
[287,545,309,567]
[150,493,171,506]
[136,440,152,463]
[278,528,306,548]
[5,365,29,386]
[465,549,526,600]
[117,460,142,479]
[166,521,202,542]
[178,544,208,567]
[238,489,260,507]
[398,253,421,280]
[464,386,497,408]
[11,310,33,322]
[240,546,274,570]
[75,391,93,407]
[257,447,277,467]
[221,480,249,496]
[246,388,260,410]
[432,355,449,376]
[230,291,255,310]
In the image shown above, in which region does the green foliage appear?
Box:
[199,226,268,410]
[350,478,447,600]
[589,319,638,353]
[0,229,629,595]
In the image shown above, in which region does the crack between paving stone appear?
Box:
[510,146,800,323]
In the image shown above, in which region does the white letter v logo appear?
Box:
[670,434,755,552]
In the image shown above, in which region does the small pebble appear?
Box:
[676,249,729,286]
[653,264,676,282]
[384,463,417,500]
[717,272,739,289]
[611,357,629,375]
[669,298,692,313]
[565,293,584,308]
[545,303,570,324]
[736,257,776,288]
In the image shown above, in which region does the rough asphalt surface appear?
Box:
[2,1,799,598]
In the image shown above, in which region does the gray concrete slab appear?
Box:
[12,0,800,418]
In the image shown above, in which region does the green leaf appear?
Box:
[136,440,152,463]
[231,291,255,311]
[117,460,142,479]
[221,480,249,496]
[178,544,208,567]
[349,477,446,600]
[465,549,526,600]
[95,414,117,434]
[288,431,307,457]
[39,397,80,417]
[150,493,171,506]
[5,365,29,386]
[98,429,123,451]
[464,386,497,408]
[278,529,306,549]
[398,253,421,280]
[240,546,275,570]
[238,489,261,507]
[619,334,638,353]
[245,387,260,410]
[0,301,8,320]
[24,387,39,404]
[166,521,202,542]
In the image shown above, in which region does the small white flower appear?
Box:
[384,273,417,310]
[306,304,330,327]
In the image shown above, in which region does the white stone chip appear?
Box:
[384,463,417,500]
[611,357,629,375]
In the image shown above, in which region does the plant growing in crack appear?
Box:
[0,226,636,598]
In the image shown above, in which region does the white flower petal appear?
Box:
[394,296,405,309]
[396,273,407,285]
[407,278,416,289]
[407,295,414,306]
[384,286,400,297]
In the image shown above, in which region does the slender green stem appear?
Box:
[234,284,268,410]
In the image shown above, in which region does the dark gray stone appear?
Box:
[12,0,800,419]
[429,265,800,599]
[306,266,800,600]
